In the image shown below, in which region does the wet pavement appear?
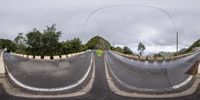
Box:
[106,51,200,91]
[3,52,92,88]
[0,52,200,100]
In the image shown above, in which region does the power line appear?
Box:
[83,5,177,33]
[82,5,178,52]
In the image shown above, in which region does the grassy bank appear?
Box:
[95,49,104,57]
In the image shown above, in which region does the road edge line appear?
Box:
[0,51,95,98]
[104,52,200,98]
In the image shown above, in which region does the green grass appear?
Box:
[95,49,104,57]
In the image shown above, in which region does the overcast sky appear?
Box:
[0,0,200,54]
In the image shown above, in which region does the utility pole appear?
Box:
[176,32,178,53]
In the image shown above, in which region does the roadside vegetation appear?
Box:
[0,24,86,57]
[112,46,133,55]
[137,42,146,56]
[0,39,16,52]
[95,49,104,57]
[175,39,200,55]
[2,24,197,57]
[86,36,111,50]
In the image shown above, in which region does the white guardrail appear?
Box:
[105,53,194,92]
[10,50,90,60]
[113,50,196,61]
[0,49,5,74]
[1,50,94,92]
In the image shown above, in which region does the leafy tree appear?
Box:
[81,45,88,51]
[56,42,65,56]
[14,33,26,44]
[62,38,82,54]
[26,28,43,55]
[2,24,88,56]
[154,53,163,57]
[137,42,146,55]
[71,38,82,53]
[14,33,27,54]
[42,24,62,56]
[0,39,16,52]
[123,46,133,54]
[115,46,124,53]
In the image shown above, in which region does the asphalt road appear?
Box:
[3,52,92,89]
[0,51,200,100]
[0,53,200,100]
[106,50,200,91]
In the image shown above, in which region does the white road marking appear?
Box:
[105,51,198,98]
[3,51,93,92]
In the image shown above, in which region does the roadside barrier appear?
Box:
[0,49,5,76]
[105,52,194,94]
[113,50,196,62]
[3,51,94,92]
[10,50,89,60]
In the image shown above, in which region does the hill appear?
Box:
[86,36,111,50]
[185,39,200,52]
[176,39,200,55]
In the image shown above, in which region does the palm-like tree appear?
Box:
[137,42,146,56]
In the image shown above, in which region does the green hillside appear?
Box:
[186,39,200,52]
[176,39,200,55]
[86,36,111,50]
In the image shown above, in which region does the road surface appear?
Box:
[105,50,200,92]
[0,51,200,99]
[3,52,92,93]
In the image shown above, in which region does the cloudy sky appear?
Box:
[0,0,200,54]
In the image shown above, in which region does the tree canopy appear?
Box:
[123,46,133,54]
[0,24,86,57]
[26,28,43,55]
[0,24,150,57]
[112,46,133,55]
[62,38,84,54]
[137,42,146,55]
[14,33,27,54]
[0,39,16,52]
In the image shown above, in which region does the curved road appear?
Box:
[3,52,92,89]
[0,52,200,99]
[106,50,200,91]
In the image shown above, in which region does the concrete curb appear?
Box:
[105,53,194,92]
[10,51,88,61]
[0,51,95,98]
[0,49,5,76]
[104,52,200,98]
[172,76,193,89]
[113,50,196,62]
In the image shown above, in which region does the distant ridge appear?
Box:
[86,36,111,50]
